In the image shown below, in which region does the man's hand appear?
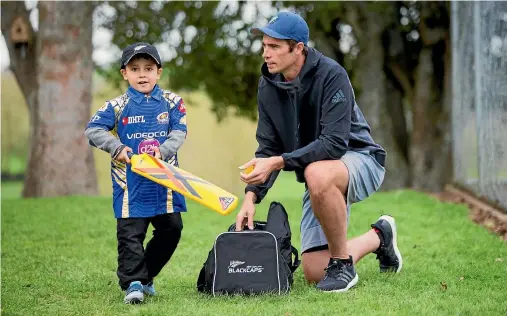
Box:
[235,192,257,231]
[116,146,133,164]
[239,157,284,185]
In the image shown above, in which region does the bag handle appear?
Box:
[291,245,301,273]
[227,221,267,232]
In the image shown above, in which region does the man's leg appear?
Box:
[303,159,358,259]
[302,231,380,283]
[303,216,402,283]
[144,213,183,283]
[300,151,396,290]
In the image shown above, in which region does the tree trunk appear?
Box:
[2,1,98,197]
[346,4,411,190]
[409,2,452,191]
[0,2,39,152]
[1,2,38,106]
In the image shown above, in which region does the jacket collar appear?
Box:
[127,84,163,104]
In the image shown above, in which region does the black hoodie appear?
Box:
[246,48,386,203]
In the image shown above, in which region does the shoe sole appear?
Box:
[379,215,403,273]
[124,292,144,304]
[322,273,359,293]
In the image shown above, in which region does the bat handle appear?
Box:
[127,152,134,159]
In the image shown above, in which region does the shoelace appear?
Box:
[324,262,346,279]
[127,284,143,294]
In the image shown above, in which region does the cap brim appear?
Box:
[250,27,292,40]
[123,51,161,67]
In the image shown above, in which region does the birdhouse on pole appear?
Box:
[10,16,31,58]
[10,16,31,44]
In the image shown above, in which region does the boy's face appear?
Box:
[121,56,162,94]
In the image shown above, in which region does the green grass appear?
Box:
[1,181,23,200]
[2,173,507,315]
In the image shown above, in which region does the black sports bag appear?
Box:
[197,201,300,296]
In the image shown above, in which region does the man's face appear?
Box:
[121,56,162,94]
[261,35,297,74]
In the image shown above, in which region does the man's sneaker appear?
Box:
[316,257,359,292]
[124,281,144,304]
[371,215,403,273]
[143,281,156,296]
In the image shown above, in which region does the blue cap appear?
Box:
[251,12,309,45]
[121,42,162,69]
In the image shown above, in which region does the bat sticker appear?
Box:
[219,197,235,210]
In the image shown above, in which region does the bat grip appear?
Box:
[127,152,134,159]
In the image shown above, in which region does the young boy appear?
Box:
[85,42,188,304]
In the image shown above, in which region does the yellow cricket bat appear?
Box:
[128,153,238,216]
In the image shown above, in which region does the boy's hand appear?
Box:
[116,146,133,164]
[152,146,162,159]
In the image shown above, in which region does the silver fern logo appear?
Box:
[229,260,245,268]
[269,16,278,24]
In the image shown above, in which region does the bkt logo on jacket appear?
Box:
[127,131,168,139]
[122,116,145,125]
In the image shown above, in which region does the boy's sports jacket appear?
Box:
[85,85,188,218]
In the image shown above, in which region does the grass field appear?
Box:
[2,174,507,316]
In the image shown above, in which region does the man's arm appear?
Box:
[281,71,354,170]
[245,97,282,204]
[84,102,124,158]
[159,98,188,161]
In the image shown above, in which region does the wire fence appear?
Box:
[451,1,507,210]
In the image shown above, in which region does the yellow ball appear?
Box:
[243,165,255,174]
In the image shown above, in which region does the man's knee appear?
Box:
[304,160,349,197]
[304,162,330,196]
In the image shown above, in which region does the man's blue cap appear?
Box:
[250,12,309,45]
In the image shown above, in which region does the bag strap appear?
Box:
[290,245,301,273]
[196,265,205,292]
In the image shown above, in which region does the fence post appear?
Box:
[473,1,485,195]
[451,1,460,185]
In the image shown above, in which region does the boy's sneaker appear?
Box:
[124,281,144,304]
[371,215,403,273]
[316,257,359,292]
[143,281,156,296]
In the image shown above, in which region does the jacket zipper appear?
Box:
[287,91,300,145]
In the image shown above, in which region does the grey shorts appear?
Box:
[300,150,385,253]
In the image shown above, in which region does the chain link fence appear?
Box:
[451,1,507,210]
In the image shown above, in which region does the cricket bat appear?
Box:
[127,152,238,216]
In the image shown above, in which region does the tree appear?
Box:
[301,2,412,189]
[1,1,98,197]
[101,1,451,191]
[383,1,452,190]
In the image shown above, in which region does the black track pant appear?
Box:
[116,213,183,290]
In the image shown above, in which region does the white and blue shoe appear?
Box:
[143,281,156,296]
[124,281,144,304]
